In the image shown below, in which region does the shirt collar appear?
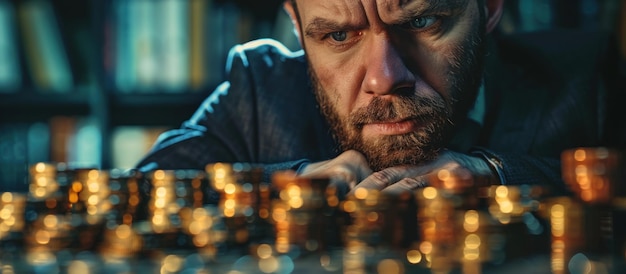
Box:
[467,81,486,126]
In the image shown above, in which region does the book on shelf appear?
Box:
[49,115,77,164]
[109,0,268,94]
[0,0,21,93]
[0,123,30,192]
[189,0,207,90]
[130,0,159,92]
[26,122,50,165]
[111,0,134,93]
[17,0,73,93]
[69,117,101,168]
[206,2,247,86]
[49,115,102,168]
[159,0,190,92]
[113,0,190,93]
[0,116,103,191]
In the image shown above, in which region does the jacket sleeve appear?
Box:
[134,42,318,181]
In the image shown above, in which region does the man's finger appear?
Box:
[354,166,411,191]
[381,176,429,195]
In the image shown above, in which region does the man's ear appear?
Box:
[484,0,504,33]
[283,1,303,46]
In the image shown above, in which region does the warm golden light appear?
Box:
[464,234,481,249]
[35,230,51,245]
[258,257,279,273]
[437,169,451,181]
[463,248,480,261]
[288,197,303,209]
[499,200,514,214]
[1,193,12,203]
[257,244,273,259]
[154,170,165,180]
[87,181,99,192]
[224,184,236,195]
[419,241,433,255]
[495,186,508,198]
[354,188,368,200]
[115,224,132,239]
[67,260,90,274]
[0,208,12,220]
[87,206,98,215]
[287,185,301,198]
[36,177,47,187]
[343,200,357,213]
[366,212,379,222]
[464,210,479,232]
[423,187,438,199]
[272,207,287,222]
[189,221,201,235]
[406,250,422,264]
[155,198,166,209]
[152,214,165,225]
[550,204,565,237]
[87,195,99,206]
[35,163,47,173]
[377,259,403,274]
[43,215,58,228]
[574,149,587,161]
[162,255,183,273]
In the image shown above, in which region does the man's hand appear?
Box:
[353,150,497,195]
[298,150,373,190]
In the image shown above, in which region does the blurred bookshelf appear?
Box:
[0,0,624,192]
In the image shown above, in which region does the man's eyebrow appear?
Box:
[304,17,365,37]
[392,0,468,23]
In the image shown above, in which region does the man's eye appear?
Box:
[330,31,348,42]
[407,16,438,30]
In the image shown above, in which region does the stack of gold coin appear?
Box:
[138,169,211,254]
[271,171,341,255]
[98,169,143,259]
[341,188,415,274]
[540,197,586,274]
[0,192,26,272]
[67,168,111,252]
[482,184,548,264]
[548,147,625,273]
[205,163,267,252]
[561,147,622,204]
[0,192,26,240]
[24,163,72,253]
[413,167,489,274]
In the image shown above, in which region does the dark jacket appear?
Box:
[136,30,624,194]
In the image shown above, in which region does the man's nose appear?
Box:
[361,36,415,96]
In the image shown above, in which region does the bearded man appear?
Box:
[136,0,622,197]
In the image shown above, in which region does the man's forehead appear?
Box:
[297,0,470,19]
[295,0,468,9]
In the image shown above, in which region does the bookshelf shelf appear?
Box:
[108,92,209,127]
[0,92,90,122]
[109,92,209,107]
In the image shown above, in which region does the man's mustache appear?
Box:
[349,95,447,127]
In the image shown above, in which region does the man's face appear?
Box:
[293,0,486,170]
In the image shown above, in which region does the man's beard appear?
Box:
[308,25,486,171]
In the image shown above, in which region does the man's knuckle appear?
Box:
[372,169,394,181]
